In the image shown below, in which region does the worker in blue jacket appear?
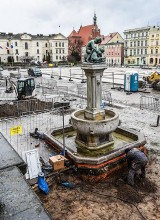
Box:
[125,148,148,186]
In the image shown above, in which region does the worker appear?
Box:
[34,128,44,140]
[125,148,148,186]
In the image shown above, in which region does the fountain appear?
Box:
[44,37,146,180]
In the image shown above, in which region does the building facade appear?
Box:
[123,27,150,66]
[148,26,160,66]
[101,32,124,66]
[0,32,68,64]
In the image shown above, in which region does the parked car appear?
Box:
[28,67,42,77]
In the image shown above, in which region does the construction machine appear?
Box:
[5,76,36,100]
[145,71,160,84]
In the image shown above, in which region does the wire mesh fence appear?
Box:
[0,108,71,160]
[140,95,160,112]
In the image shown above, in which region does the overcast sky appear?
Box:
[1,0,159,38]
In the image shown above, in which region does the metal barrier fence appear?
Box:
[0,108,71,159]
[140,95,160,112]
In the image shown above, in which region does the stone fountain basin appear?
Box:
[71,109,119,135]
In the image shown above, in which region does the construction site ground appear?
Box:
[0,67,160,220]
[36,88,160,220]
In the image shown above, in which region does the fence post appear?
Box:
[81,69,85,83]
[157,115,160,126]
[111,72,115,89]
[59,66,62,80]
[69,68,73,81]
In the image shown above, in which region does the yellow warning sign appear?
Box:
[10,125,22,135]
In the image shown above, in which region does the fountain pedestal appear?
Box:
[82,63,107,120]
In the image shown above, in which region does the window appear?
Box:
[46,50,48,54]
[152,35,154,38]
[16,49,18,54]
[55,42,57,47]
[16,56,18,61]
[141,49,143,54]
[25,42,28,49]
[141,41,143,46]
[156,41,159,46]
[150,58,153,64]
[7,42,9,47]
[37,49,39,54]
[56,55,58,60]
[151,49,153,54]
[37,42,39,47]
[130,49,132,56]
[56,49,58,53]
[15,42,17,46]
[156,48,158,54]
[134,41,136,47]
[59,49,61,54]
[59,42,61,47]
[138,41,140,46]
[63,49,64,54]
[156,34,159,37]
[130,42,132,47]
[45,43,48,47]
[62,42,64,47]
[145,49,147,54]
[145,40,147,46]
[7,50,10,54]
[137,49,139,55]
[25,52,28,56]
[134,49,136,55]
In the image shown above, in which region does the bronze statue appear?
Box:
[84,37,105,63]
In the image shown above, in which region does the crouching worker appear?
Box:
[34,128,44,140]
[125,148,148,186]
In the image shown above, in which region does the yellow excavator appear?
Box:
[143,71,160,90]
[145,71,160,84]
[5,76,36,100]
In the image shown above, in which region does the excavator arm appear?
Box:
[5,76,19,97]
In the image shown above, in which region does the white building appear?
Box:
[0,32,68,63]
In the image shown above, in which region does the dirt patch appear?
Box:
[0,99,53,118]
[37,161,160,220]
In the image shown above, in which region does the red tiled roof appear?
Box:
[78,24,98,46]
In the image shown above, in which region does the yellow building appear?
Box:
[148,26,160,66]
